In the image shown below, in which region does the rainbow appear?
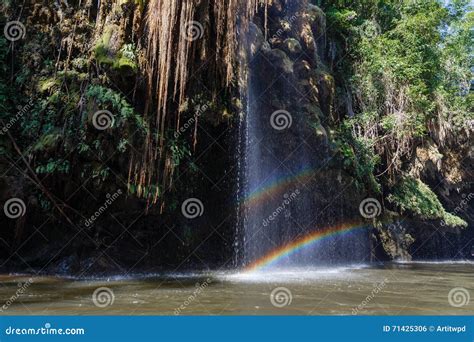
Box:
[245,221,369,271]
[240,165,319,208]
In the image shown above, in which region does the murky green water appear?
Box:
[0,263,472,315]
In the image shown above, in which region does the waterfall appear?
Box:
[235,8,371,270]
[239,55,324,268]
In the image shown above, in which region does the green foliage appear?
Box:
[325,0,473,224]
[348,1,446,133]
[437,0,474,131]
[326,8,357,32]
[93,27,114,65]
[85,85,146,131]
[115,44,138,72]
[32,132,62,153]
[388,177,467,227]
[443,212,468,228]
[388,177,444,218]
[334,120,381,192]
[94,31,138,74]
[326,0,472,139]
[129,183,160,198]
[169,135,191,168]
[35,158,70,175]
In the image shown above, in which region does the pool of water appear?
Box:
[0,263,472,315]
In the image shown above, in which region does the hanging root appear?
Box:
[125,0,269,207]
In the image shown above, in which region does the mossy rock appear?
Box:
[388,177,467,228]
[282,38,302,56]
[32,132,62,153]
[307,4,325,25]
[316,69,335,84]
[93,25,137,74]
[248,23,265,57]
[278,18,293,33]
[294,60,312,78]
[313,123,328,142]
[38,78,60,93]
[264,49,293,74]
[112,54,138,74]
[304,103,324,121]
[94,26,116,66]
[94,36,137,75]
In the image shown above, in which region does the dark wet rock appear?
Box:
[316,69,336,121]
[248,23,265,57]
[263,49,294,74]
[313,123,328,145]
[375,222,414,261]
[282,38,302,56]
[269,0,284,17]
[294,59,312,78]
[269,37,284,49]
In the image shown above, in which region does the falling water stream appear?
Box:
[237,31,371,270]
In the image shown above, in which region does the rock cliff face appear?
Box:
[239,1,372,265]
[240,0,472,264]
[0,0,471,275]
